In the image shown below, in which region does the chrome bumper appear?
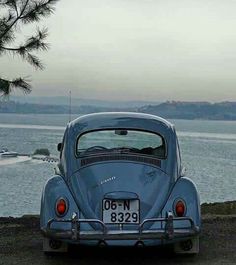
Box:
[42,212,200,241]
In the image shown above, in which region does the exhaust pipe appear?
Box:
[180,240,193,251]
[98,240,108,247]
[135,240,145,247]
[49,239,62,250]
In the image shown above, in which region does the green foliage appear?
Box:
[0,0,59,96]
[33,148,50,156]
[0,77,31,95]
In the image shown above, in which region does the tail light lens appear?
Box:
[174,199,186,217]
[55,198,68,216]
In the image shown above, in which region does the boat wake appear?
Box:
[0,156,32,166]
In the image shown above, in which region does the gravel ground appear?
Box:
[0,202,236,265]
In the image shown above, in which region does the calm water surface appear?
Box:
[0,114,235,217]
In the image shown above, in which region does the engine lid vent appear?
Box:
[80,154,161,167]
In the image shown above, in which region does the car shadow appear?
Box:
[45,245,198,265]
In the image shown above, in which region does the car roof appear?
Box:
[71,112,173,126]
[68,112,175,137]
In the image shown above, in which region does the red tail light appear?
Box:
[55,198,67,216]
[174,199,186,217]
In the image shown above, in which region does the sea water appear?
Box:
[0,114,235,217]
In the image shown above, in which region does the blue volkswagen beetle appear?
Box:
[40,112,201,254]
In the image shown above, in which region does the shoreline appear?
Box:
[201,200,236,215]
[0,114,236,122]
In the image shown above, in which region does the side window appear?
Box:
[176,137,181,176]
[59,129,67,159]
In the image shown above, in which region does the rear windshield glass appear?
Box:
[76,129,166,158]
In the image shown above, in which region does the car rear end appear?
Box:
[40,113,200,253]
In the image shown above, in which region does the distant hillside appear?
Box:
[0,101,133,114]
[0,100,235,120]
[139,101,236,120]
[10,96,159,108]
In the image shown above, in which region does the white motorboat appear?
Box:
[1,151,18,158]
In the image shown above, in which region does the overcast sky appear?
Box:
[2,0,236,102]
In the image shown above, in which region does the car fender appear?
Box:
[161,176,201,228]
[40,175,79,230]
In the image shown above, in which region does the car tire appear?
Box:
[173,236,199,255]
[43,237,68,254]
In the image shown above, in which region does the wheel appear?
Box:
[43,237,68,254]
[174,236,199,254]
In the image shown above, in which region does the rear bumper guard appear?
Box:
[42,212,200,241]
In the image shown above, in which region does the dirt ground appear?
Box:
[0,201,236,265]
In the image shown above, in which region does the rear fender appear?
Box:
[161,177,201,228]
[40,175,79,230]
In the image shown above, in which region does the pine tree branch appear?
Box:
[1,0,19,15]
[0,28,49,69]
[26,52,44,69]
[0,0,30,40]
[0,46,17,51]
[0,12,16,45]
[0,27,49,51]
[20,0,59,24]
[12,0,19,17]
[0,76,31,96]
[0,0,59,96]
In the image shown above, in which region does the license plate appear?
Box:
[102,199,140,224]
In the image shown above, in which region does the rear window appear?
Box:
[76,129,166,159]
